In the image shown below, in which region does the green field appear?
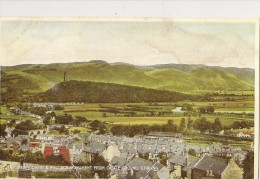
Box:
[47,99,255,127]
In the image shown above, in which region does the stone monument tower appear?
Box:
[64,72,67,82]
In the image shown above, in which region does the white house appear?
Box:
[171,107,183,113]
[236,132,251,138]
[36,135,54,141]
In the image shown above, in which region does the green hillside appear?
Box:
[1,61,254,101]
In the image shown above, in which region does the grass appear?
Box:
[3,62,254,94]
[49,100,254,127]
[68,127,91,133]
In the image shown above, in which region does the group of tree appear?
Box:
[0,149,70,166]
[220,120,253,131]
[198,106,215,114]
[54,105,65,110]
[52,113,89,127]
[1,72,40,103]
[193,117,253,134]
[43,111,56,126]
[110,122,178,137]
[228,121,253,130]
[12,120,42,136]
[0,124,7,137]
[89,120,107,134]
[193,117,223,133]
[27,107,48,116]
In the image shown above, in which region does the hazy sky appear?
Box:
[0,20,257,68]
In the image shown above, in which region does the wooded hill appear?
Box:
[33,80,194,103]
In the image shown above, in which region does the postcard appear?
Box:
[0,17,259,179]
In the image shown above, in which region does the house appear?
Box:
[110,156,128,178]
[0,163,11,178]
[125,154,170,179]
[35,135,54,141]
[43,146,54,159]
[4,127,14,138]
[102,143,121,162]
[168,153,200,179]
[28,142,41,148]
[68,143,84,163]
[171,107,183,113]
[192,155,243,179]
[19,145,30,151]
[236,132,251,139]
[84,142,106,162]
[58,146,70,163]
[126,155,154,178]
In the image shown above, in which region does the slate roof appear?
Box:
[147,133,179,138]
[168,154,192,167]
[153,162,165,171]
[84,142,105,154]
[127,157,153,169]
[194,155,229,175]
[182,156,200,172]
[136,170,157,179]
[111,156,127,167]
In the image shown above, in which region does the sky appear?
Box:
[0,20,257,68]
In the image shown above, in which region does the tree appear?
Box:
[58,125,66,133]
[193,118,212,133]
[43,117,51,126]
[89,154,110,178]
[178,118,186,132]
[231,121,242,129]
[28,107,48,116]
[0,124,7,137]
[243,151,254,179]
[212,118,222,133]
[98,123,107,135]
[167,120,173,125]
[55,113,73,124]
[21,139,28,145]
[188,148,196,156]
[9,119,16,127]
[206,106,215,113]
[15,120,37,131]
[89,120,102,131]
[72,129,81,134]
[198,107,207,114]
[102,112,107,118]
[72,116,88,126]
[187,117,193,130]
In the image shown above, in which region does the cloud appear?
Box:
[0,20,256,68]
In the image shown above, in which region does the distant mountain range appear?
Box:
[1,60,254,101]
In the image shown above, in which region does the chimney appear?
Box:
[94,173,99,179]
[156,157,160,163]
[135,153,139,158]
[148,153,152,160]
[134,143,137,150]
[185,156,189,166]
[209,170,214,176]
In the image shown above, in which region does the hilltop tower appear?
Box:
[64,72,67,82]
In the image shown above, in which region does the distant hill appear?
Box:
[1,61,254,101]
[33,80,192,103]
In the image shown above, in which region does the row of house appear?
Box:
[219,130,254,139]
[167,153,243,179]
